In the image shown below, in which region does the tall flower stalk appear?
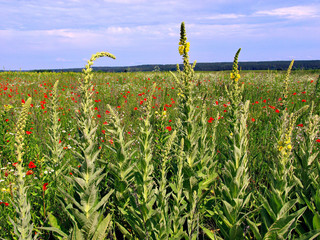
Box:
[10,98,34,240]
[44,52,116,239]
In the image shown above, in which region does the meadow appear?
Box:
[1,23,320,239]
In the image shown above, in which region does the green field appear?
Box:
[1,24,320,240]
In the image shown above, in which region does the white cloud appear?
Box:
[256,5,320,19]
[204,14,246,20]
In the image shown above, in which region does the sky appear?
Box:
[0,0,319,70]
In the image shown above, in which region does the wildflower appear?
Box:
[166,126,172,131]
[43,183,48,191]
[251,118,256,122]
[297,124,303,127]
[97,114,101,118]
[275,109,280,113]
[28,161,36,168]
[26,170,34,175]
[26,131,32,135]
[302,99,306,102]
[316,139,320,143]
[208,117,214,123]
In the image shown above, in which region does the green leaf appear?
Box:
[295,229,320,240]
[201,226,223,239]
[246,218,262,240]
[313,213,320,229]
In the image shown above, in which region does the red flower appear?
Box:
[97,114,101,118]
[302,99,306,102]
[0,202,9,206]
[69,172,73,175]
[208,117,214,123]
[5,119,8,122]
[293,92,297,95]
[26,170,34,175]
[316,139,320,143]
[251,118,256,122]
[43,183,48,191]
[28,161,36,168]
[134,107,138,110]
[166,126,172,131]
[13,162,18,167]
[297,124,304,127]
[275,109,280,113]
[26,131,32,135]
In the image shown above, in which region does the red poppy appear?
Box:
[166,126,172,131]
[134,107,138,110]
[43,183,48,191]
[28,161,36,168]
[316,139,320,143]
[208,117,214,123]
[97,114,101,118]
[252,118,256,122]
[275,109,280,113]
[26,131,32,135]
[297,124,304,127]
[302,99,306,102]
[26,170,34,175]
[13,162,18,167]
[0,202,9,206]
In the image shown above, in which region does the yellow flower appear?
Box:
[178,45,184,55]
[287,144,292,150]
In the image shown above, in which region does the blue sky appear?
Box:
[0,0,319,70]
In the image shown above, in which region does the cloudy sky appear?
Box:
[0,0,319,70]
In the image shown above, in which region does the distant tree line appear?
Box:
[2,60,320,73]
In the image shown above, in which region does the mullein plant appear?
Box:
[280,59,294,111]
[247,93,310,238]
[9,98,35,240]
[293,102,320,238]
[43,52,116,239]
[104,102,136,238]
[116,85,162,239]
[170,22,218,239]
[206,49,252,239]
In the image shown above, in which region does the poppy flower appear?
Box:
[251,118,256,122]
[302,99,306,102]
[297,124,304,127]
[275,109,280,113]
[26,170,34,175]
[208,117,214,123]
[166,126,172,131]
[26,131,32,135]
[316,139,320,143]
[28,161,36,168]
[43,183,48,191]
